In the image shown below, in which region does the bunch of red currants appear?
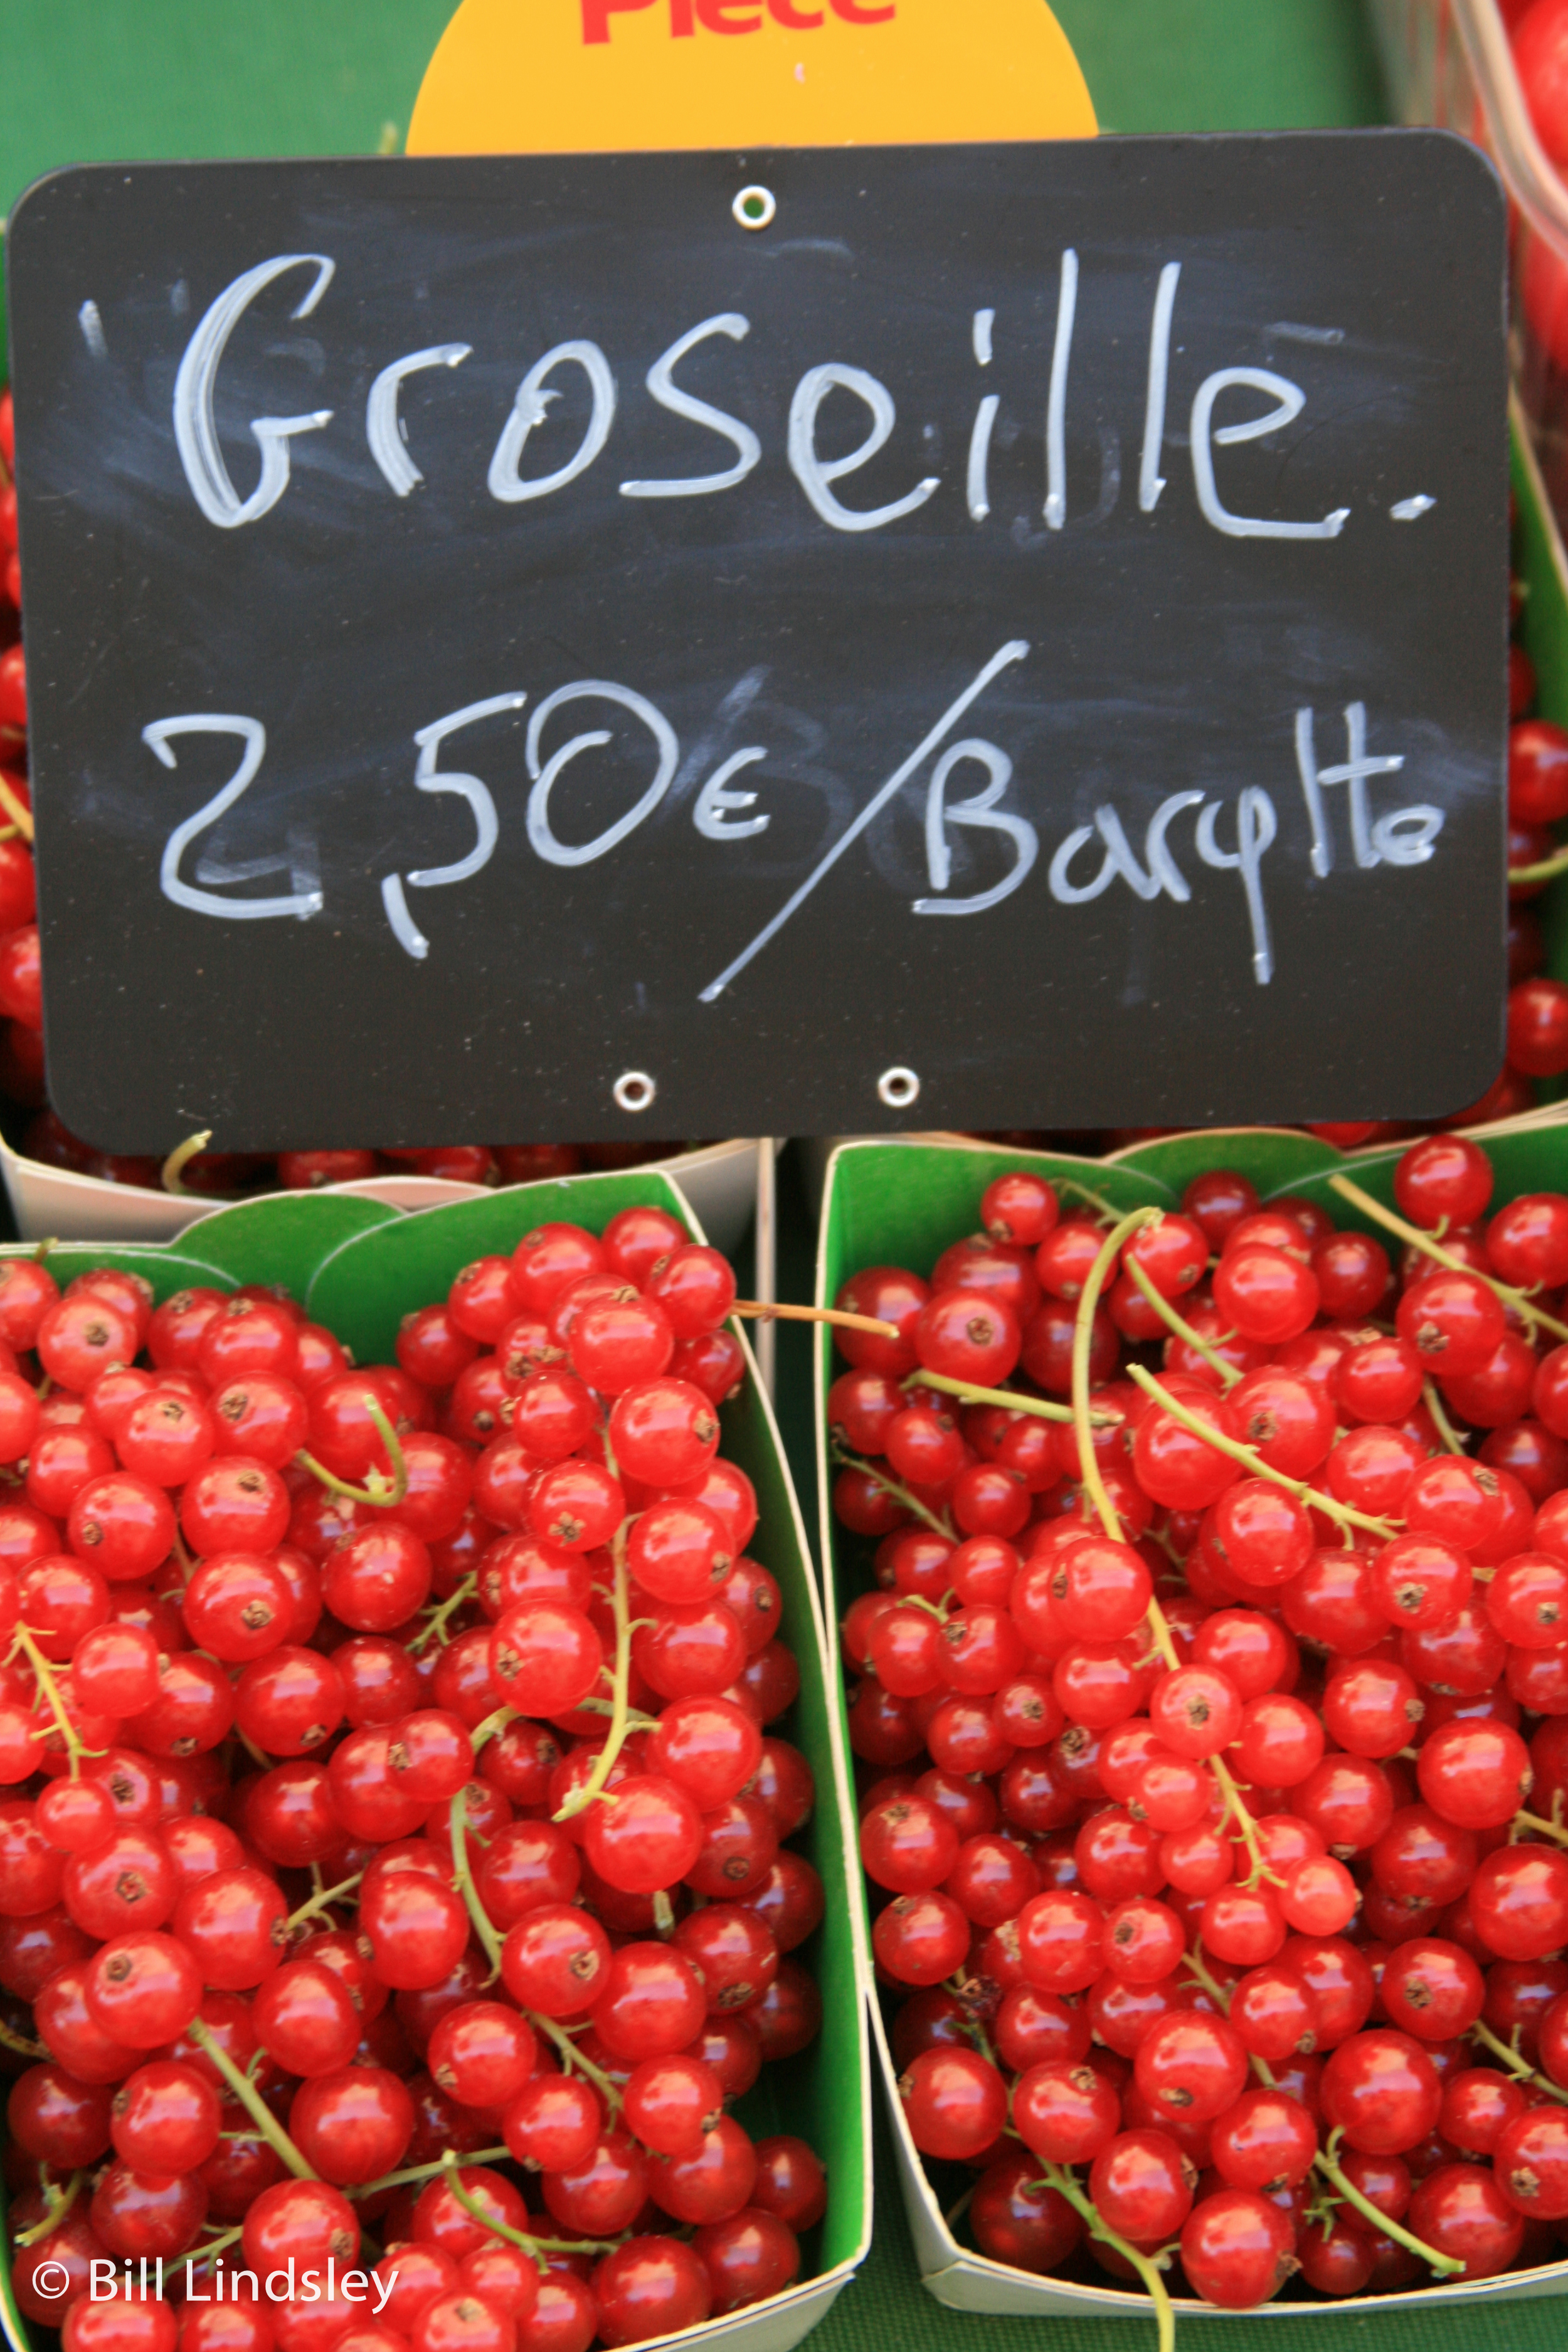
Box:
[829,1138,1568,2321]
[0,1205,827,2352]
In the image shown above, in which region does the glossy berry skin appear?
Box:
[171,1866,287,1991]
[86,1931,203,2048]
[1088,2127,1196,2240]
[428,2001,537,2109]
[253,1959,361,2075]
[610,1379,719,1487]
[582,1773,703,1895]
[1508,977,1568,1076]
[1209,2089,1316,2191]
[1379,1939,1485,2042]
[623,2052,725,2157]
[501,1903,612,2016]
[90,2160,209,2259]
[8,2062,114,2167]
[543,2127,654,2237]
[1212,1248,1318,1345]
[242,2176,359,2273]
[1322,2030,1442,2155]
[692,2206,800,2316]
[1134,2011,1249,2124]
[1416,1720,1532,1830]
[289,2063,416,2185]
[595,2236,712,2341]
[1493,2105,1568,2218]
[110,2058,221,2171]
[502,2070,602,2176]
[898,2045,1009,2160]
[750,2135,829,2230]
[1012,2060,1120,2165]
[1179,2188,1295,2309]
[1406,2163,1524,2279]
[1395,1136,1494,1229]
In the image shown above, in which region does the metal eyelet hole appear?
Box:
[733,186,777,232]
[613,1071,657,1115]
[877,1067,921,1110]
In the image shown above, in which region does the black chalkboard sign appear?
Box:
[6,135,1507,1150]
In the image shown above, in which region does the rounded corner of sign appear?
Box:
[1408,120,1510,209]
[4,162,85,248]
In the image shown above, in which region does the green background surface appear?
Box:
[4,2,1550,2348]
[0,0,1384,214]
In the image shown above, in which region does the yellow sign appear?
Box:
[407,0,1096,156]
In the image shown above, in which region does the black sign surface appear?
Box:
[7,136,1507,1150]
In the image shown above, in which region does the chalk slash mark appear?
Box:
[697,640,1031,1004]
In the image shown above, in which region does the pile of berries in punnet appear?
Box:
[830,1140,1568,2315]
[0,1207,827,2352]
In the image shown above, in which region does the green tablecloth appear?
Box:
[4,3,1556,2346]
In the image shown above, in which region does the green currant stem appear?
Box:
[1422,1380,1469,1458]
[1123,1365,1398,1542]
[733,1298,901,1341]
[190,2225,248,2263]
[945,1975,1000,2068]
[1041,2164,1176,2352]
[1328,1173,1568,1346]
[445,1797,620,2105]
[882,1590,945,1629]
[1067,1250,1274,1893]
[471,1702,519,1752]
[830,1440,955,1541]
[14,2171,83,2245]
[1125,1259,1242,1389]
[188,2016,318,2180]
[1070,1209,1163,1542]
[1057,1179,1133,1225]
[900,1367,1086,1426]
[1210,1756,1276,1886]
[161,1130,215,1197]
[1314,2129,1465,2274]
[0,775,34,844]
[527,2014,623,2113]
[285,1870,364,1934]
[1180,1946,1283,2095]
[408,1573,479,1655]
[438,2152,622,2270]
[1509,842,1568,887]
[294,1398,410,1509]
[0,2015,45,2060]
[450,1784,504,1978]
[1514,1808,1568,1848]
[554,1525,633,1821]
[1471,2016,1568,2103]
[347,2146,510,2198]
[567,1695,660,1731]
[12,1623,90,1778]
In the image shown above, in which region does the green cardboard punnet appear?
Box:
[814,1130,1568,2319]
[0,1170,870,2352]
